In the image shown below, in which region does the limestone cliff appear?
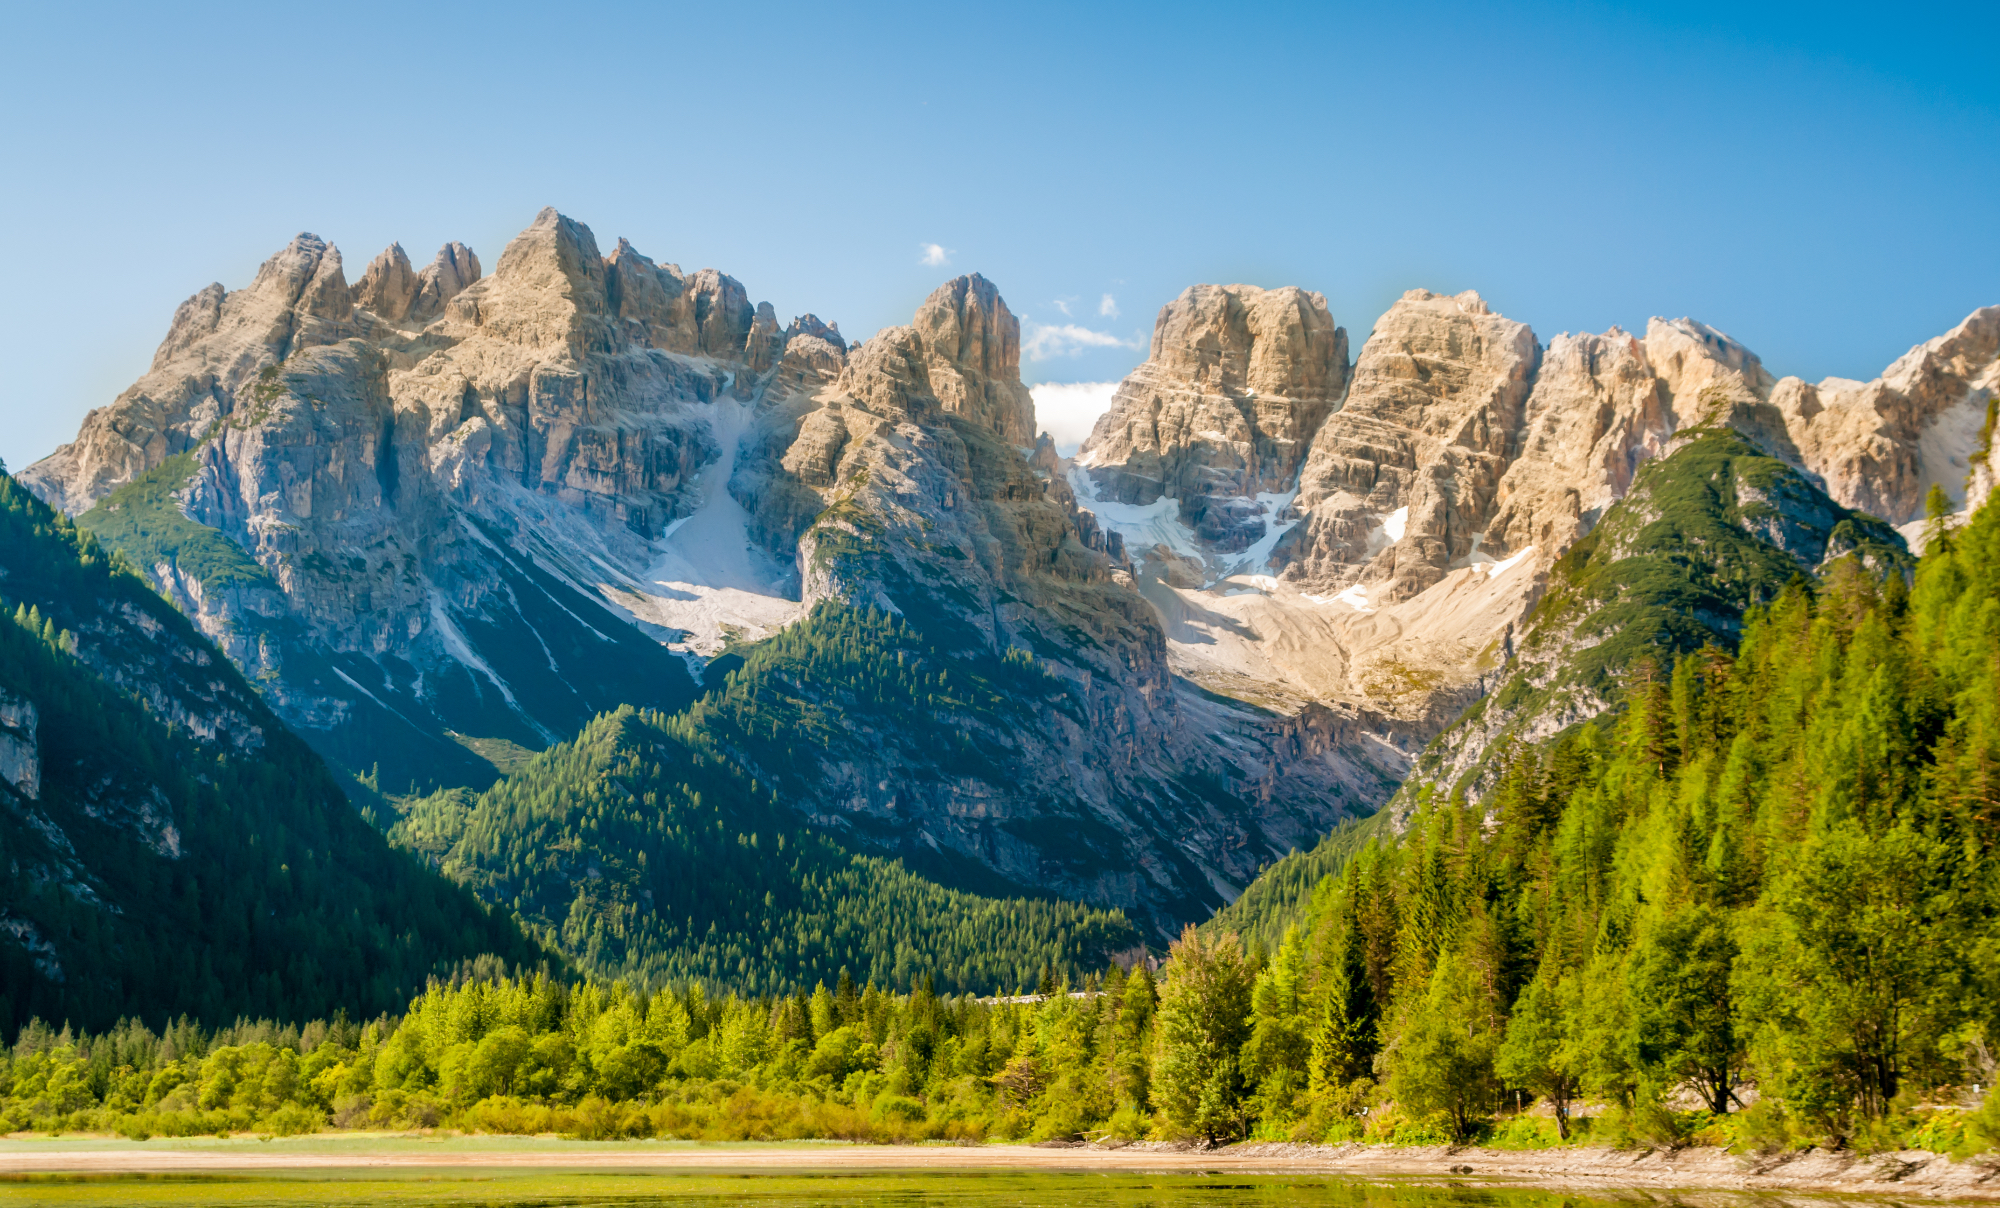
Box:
[1074,284,1996,781]
[20,207,1993,929]
[21,212,1397,935]
[21,209,833,788]
[1772,305,2000,528]
[1080,284,1347,551]
[718,274,1396,929]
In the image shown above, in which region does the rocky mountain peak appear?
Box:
[150,282,226,370]
[17,206,1995,940]
[1286,287,1537,597]
[1077,283,1347,553]
[355,242,418,320]
[913,273,1037,444]
[1400,287,1494,317]
[246,232,339,307]
[357,241,483,326]
[1643,316,1774,407]
[785,313,844,351]
[832,274,1035,444]
[462,206,611,342]
[1769,304,2000,526]
[600,233,758,362]
[411,242,481,322]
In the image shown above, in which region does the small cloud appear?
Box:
[920,243,952,267]
[1099,293,1119,318]
[1030,381,1121,456]
[1022,321,1137,361]
[1053,299,1072,317]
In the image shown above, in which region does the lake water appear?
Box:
[0,1169,1638,1207]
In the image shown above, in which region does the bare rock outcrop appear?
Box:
[1067,282,1995,774]
[1080,284,1347,550]
[1483,326,1673,558]
[1286,289,1538,601]
[0,691,38,801]
[18,214,1389,937]
[355,243,420,321]
[727,273,1394,930]
[1773,305,2000,524]
[25,232,358,514]
[411,242,481,322]
[828,274,1037,444]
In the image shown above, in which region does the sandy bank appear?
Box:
[1,1136,1996,1199]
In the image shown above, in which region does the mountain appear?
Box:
[19,207,1995,937]
[1402,426,1911,802]
[1074,289,1996,791]
[21,212,1394,936]
[1215,486,2000,1142]
[1204,425,1917,944]
[391,619,1144,994]
[0,469,543,1035]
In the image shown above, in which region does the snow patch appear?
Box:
[427,592,519,708]
[1214,489,1302,583]
[1306,582,1375,613]
[1485,545,1534,579]
[636,395,805,656]
[1382,506,1409,542]
[1068,467,1207,564]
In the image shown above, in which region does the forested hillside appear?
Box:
[1239,486,2000,1146]
[1212,428,1914,946]
[5,488,1996,1150]
[0,470,545,1036]
[393,605,1143,994]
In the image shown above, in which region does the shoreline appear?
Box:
[1,1136,1997,1199]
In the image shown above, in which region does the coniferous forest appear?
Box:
[4,474,1998,1153]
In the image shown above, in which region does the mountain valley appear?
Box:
[9,205,1998,988]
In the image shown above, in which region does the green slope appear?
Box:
[1201,814,1385,953]
[1212,428,1911,946]
[1408,427,1908,806]
[77,450,271,593]
[0,470,545,1035]
[1237,488,2000,1141]
[394,604,1142,996]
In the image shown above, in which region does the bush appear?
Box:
[871,1094,926,1123]
[1729,1099,1794,1154]
[1102,1105,1150,1141]
[1481,1115,1567,1149]
[260,1103,324,1137]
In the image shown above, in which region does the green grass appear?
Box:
[77,452,269,593]
[0,1156,1641,1207]
[445,732,541,775]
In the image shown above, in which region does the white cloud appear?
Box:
[919,243,951,267]
[1053,298,1072,317]
[1030,381,1120,456]
[1022,320,1136,361]
[1099,293,1119,318]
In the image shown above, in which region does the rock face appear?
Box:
[18,206,1994,931]
[1772,305,2000,526]
[19,209,840,788]
[1390,427,1911,819]
[1074,284,1996,765]
[20,211,1398,935]
[1082,284,1347,551]
[1286,289,1540,601]
[719,274,1397,929]
[0,691,36,801]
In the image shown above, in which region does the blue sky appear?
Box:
[2,0,1995,470]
